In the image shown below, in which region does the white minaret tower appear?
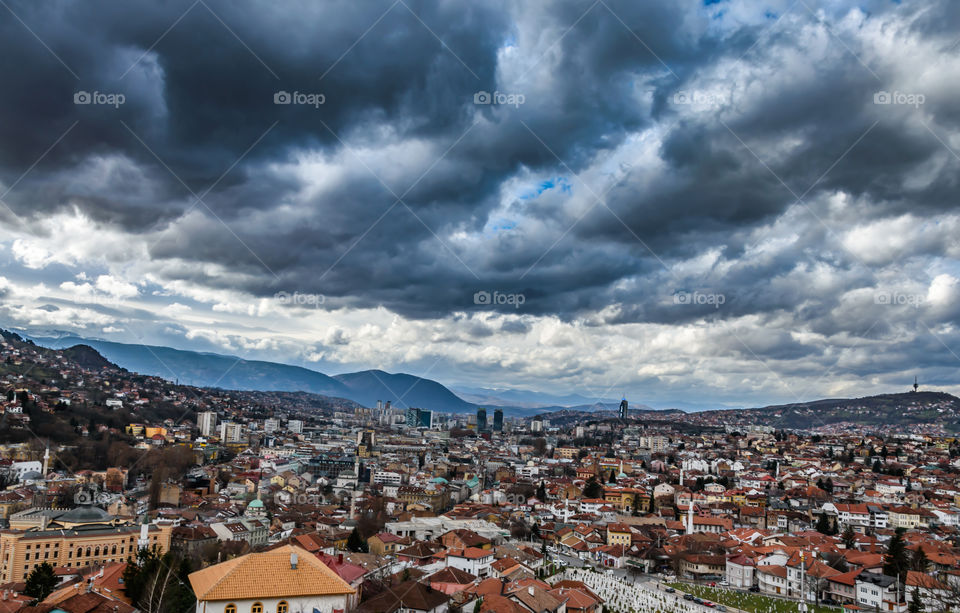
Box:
[680,468,684,487]
[42,446,50,476]
[686,499,694,533]
[138,516,150,551]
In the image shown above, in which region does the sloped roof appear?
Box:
[188,544,355,601]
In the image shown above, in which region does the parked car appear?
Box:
[703,601,715,607]
[719,581,729,586]
[717,606,727,612]
[666,587,676,593]
[684,594,695,601]
[749,586,760,593]
[694,597,704,604]
[708,582,716,587]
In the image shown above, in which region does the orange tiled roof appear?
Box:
[188,545,355,601]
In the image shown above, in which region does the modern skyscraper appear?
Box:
[197,411,217,436]
[477,408,487,432]
[493,408,503,432]
[619,397,628,420]
[418,409,433,428]
[406,406,419,428]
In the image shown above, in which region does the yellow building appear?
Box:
[0,505,172,583]
[606,523,632,546]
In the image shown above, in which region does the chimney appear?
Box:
[338,553,343,564]
[290,552,298,569]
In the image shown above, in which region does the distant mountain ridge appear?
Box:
[687,391,960,432]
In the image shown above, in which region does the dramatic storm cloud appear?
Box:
[1,0,958,407]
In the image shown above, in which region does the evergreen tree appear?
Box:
[911,547,929,573]
[609,469,617,484]
[908,587,925,613]
[347,527,367,552]
[841,524,857,549]
[873,459,883,473]
[632,493,642,517]
[815,513,831,535]
[24,562,57,601]
[121,546,195,613]
[537,480,547,501]
[824,478,834,493]
[816,478,825,490]
[582,476,604,499]
[884,528,910,581]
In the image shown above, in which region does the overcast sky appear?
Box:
[1,0,958,408]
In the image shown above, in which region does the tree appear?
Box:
[911,547,929,573]
[909,586,925,613]
[632,493,642,517]
[841,524,857,549]
[347,527,367,552]
[815,513,832,535]
[122,547,195,613]
[25,562,57,601]
[873,459,883,473]
[582,476,603,499]
[884,528,910,582]
[536,480,546,501]
[608,469,617,484]
[824,477,834,493]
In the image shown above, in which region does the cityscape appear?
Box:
[0,2,959,613]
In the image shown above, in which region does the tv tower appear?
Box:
[913,376,919,393]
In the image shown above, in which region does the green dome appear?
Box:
[248,498,264,508]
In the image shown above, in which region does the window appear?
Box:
[251,603,263,613]
[225,605,237,613]
[277,602,288,613]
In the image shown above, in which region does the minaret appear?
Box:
[680,468,684,487]
[138,515,150,551]
[687,499,694,533]
[42,446,49,476]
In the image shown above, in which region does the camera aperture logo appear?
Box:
[875,290,923,308]
[672,90,728,107]
[274,90,326,108]
[74,91,125,108]
[275,291,325,307]
[873,91,924,108]
[74,488,111,506]
[674,290,725,308]
[474,90,525,108]
[473,290,525,308]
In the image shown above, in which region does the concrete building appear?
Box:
[197,411,217,437]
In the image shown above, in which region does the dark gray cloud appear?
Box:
[1,0,960,403]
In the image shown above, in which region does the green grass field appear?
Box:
[666,582,842,613]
